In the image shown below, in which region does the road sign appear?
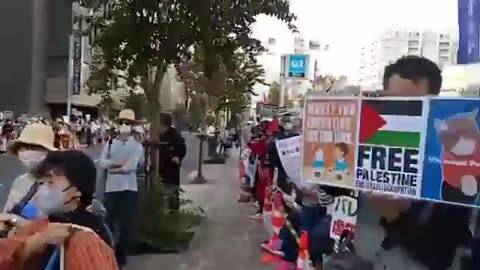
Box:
[283,54,309,79]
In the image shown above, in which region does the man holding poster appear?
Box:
[354,56,472,270]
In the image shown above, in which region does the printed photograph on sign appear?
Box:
[355,98,427,198]
[422,98,480,207]
[302,97,359,188]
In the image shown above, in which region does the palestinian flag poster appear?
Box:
[355,97,429,198]
[302,96,360,189]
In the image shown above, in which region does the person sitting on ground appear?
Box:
[4,123,57,213]
[0,150,117,269]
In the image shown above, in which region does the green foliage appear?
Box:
[137,179,205,253]
[183,0,296,81]
[85,45,112,94]
[123,91,147,120]
[268,81,281,106]
[78,0,296,120]
[178,48,265,115]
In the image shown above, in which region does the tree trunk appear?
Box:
[145,65,166,183]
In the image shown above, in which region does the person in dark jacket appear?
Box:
[158,113,187,211]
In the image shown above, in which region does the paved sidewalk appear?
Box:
[128,157,276,270]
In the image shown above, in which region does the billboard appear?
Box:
[458,0,480,63]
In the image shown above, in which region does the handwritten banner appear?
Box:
[327,192,358,240]
[302,97,359,188]
[275,135,302,184]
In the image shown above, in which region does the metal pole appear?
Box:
[66,35,74,120]
[192,135,206,184]
[279,55,286,107]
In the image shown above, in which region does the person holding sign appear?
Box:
[355,56,472,270]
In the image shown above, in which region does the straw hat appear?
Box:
[7,123,57,154]
[117,109,138,124]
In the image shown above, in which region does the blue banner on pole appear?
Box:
[458,0,480,64]
[72,31,83,95]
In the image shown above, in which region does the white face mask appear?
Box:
[35,185,67,215]
[284,122,293,130]
[119,124,132,135]
[18,150,47,169]
[450,137,476,156]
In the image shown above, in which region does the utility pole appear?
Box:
[66,35,74,120]
[279,55,286,107]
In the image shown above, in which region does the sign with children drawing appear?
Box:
[355,98,428,198]
[302,96,480,207]
[422,98,480,207]
[302,97,360,188]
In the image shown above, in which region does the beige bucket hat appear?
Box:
[7,123,57,154]
[117,109,139,124]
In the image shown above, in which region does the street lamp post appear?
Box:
[191,133,207,184]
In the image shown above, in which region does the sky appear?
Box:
[250,0,459,97]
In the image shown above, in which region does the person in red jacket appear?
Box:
[251,119,279,219]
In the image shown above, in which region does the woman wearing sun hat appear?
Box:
[3,123,57,212]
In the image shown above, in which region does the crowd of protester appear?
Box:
[0,116,148,153]
[0,109,162,269]
[239,56,480,270]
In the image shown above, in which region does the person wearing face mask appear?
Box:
[99,109,144,268]
[3,123,57,213]
[0,150,117,270]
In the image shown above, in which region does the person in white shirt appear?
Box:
[99,110,144,267]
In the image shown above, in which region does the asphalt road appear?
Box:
[0,132,202,209]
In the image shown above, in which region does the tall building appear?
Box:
[358,29,458,90]
[0,1,102,117]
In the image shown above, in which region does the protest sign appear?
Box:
[256,103,286,119]
[422,98,480,207]
[302,97,359,188]
[327,192,358,240]
[275,135,302,184]
[355,98,428,198]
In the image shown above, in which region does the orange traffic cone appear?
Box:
[262,185,274,235]
[262,192,284,248]
[296,231,310,270]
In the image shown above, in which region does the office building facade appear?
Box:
[358,29,458,90]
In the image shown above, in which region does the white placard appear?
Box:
[275,135,302,184]
[326,193,358,240]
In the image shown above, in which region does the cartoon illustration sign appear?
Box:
[422,98,480,207]
[355,98,428,198]
[302,97,359,188]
